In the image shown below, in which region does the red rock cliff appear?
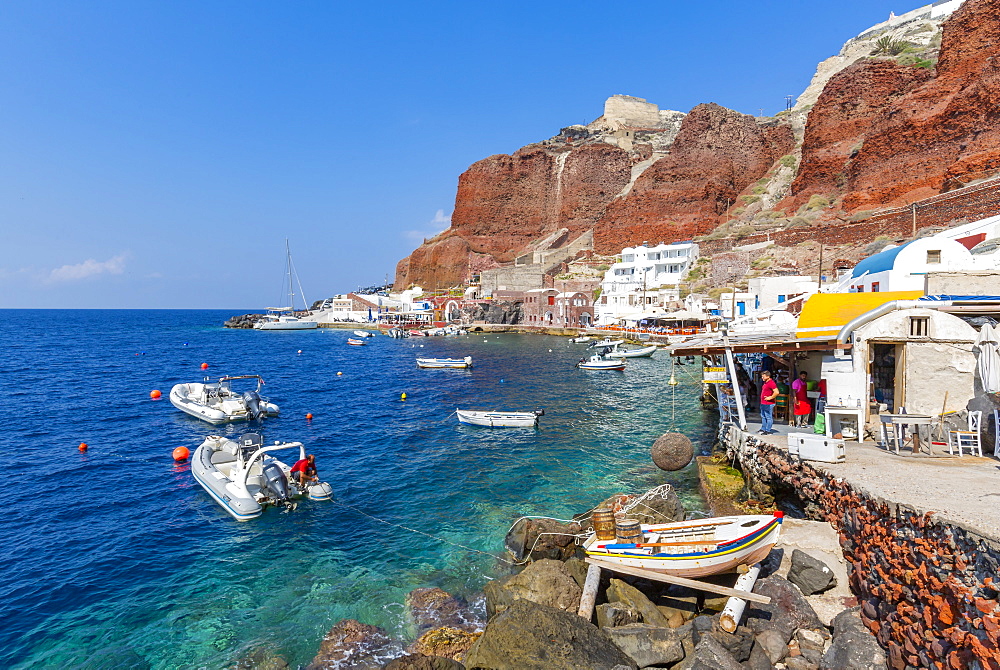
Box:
[594,103,794,253]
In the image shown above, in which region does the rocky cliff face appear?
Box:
[594,104,795,253]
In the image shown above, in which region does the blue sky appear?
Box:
[1,1,917,308]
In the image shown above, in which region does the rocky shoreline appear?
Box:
[298,487,881,670]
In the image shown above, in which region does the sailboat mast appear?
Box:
[285,238,294,310]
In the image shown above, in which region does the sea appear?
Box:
[1,310,716,669]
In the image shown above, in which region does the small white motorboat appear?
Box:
[589,338,625,349]
[584,513,783,578]
[387,328,409,339]
[170,375,279,424]
[353,330,375,338]
[457,409,544,427]
[416,356,472,369]
[617,345,658,358]
[569,336,592,343]
[347,338,366,346]
[192,433,334,521]
[578,354,626,371]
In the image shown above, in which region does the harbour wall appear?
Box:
[723,427,1000,670]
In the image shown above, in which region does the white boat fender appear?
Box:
[307,481,334,501]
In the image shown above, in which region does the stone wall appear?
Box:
[726,429,1000,670]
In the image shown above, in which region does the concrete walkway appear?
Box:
[755,431,1000,539]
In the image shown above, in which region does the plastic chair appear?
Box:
[774,394,790,423]
[880,415,904,455]
[948,411,983,457]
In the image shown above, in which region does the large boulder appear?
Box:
[677,633,743,670]
[745,575,824,642]
[384,655,465,670]
[820,607,886,670]
[504,518,582,562]
[406,588,480,634]
[787,550,837,596]
[603,624,685,668]
[484,559,582,619]
[595,602,641,629]
[463,599,638,670]
[408,627,481,662]
[307,619,401,670]
[606,578,672,628]
[591,488,685,526]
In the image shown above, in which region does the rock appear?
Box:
[755,629,789,664]
[406,588,480,634]
[408,627,481,662]
[603,623,685,668]
[593,487,685,526]
[231,646,289,669]
[504,518,582,562]
[820,607,887,670]
[785,656,819,670]
[563,557,590,589]
[787,550,837,596]
[490,559,582,616]
[744,575,824,643]
[688,615,715,645]
[384,654,465,670]
[704,625,754,663]
[678,633,743,670]
[606,578,672,628]
[794,628,828,653]
[307,619,401,670]
[595,602,641,629]
[483,577,515,621]
[463,599,637,670]
[655,605,688,628]
[651,432,694,471]
[744,641,776,670]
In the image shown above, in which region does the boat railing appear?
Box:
[239,442,306,489]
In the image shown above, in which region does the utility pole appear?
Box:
[911,203,917,237]
[817,243,824,291]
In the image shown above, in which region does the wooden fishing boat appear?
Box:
[416,356,472,369]
[456,409,543,427]
[583,513,783,578]
[347,338,366,346]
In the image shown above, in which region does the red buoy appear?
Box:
[172,446,190,461]
[200,363,209,370]
[305,413,313,420]
[150,389,162,399]
[78,442,88,452]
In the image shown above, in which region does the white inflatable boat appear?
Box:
[192,433,334,521]
[169,375,279,424]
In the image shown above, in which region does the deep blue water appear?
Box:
[1,310,716,669]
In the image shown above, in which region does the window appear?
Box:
[927,250,941,264]
[910,316,929,337]
[777,295,786,303]
[547,296,555,306]
[856,285,865,292]
[871,282,880,292]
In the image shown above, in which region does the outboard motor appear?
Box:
[242,390,265,420]
[261,462,291,502]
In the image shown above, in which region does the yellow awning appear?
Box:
[796,291,923,338]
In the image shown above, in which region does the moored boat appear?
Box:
[456,409,543,427]
[577,354,626,371]
[583,513,783,578]
[617,345,658,358]
[255,240,317,330]
[569,336,592,343]
[347,338,366,346]
[192,433,333,521]
[353,330,375,338]
[417,356,473,369]
[169,375,279,424]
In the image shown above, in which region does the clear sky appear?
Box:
[1,1,918,308]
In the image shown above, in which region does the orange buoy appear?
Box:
[305,413,313,420]
[200,363,209,370]
[150,389,162,399]
[78,442,88,452]
[172,446,189,461]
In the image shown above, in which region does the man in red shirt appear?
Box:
[290,454,318,487]
[759,370,779,435]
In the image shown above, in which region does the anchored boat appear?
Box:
[192,433,333,521]
[577,354,626,371]
[347,338,366,346]
[416,356,472,369]
[169,375,279,424]
[617,345,658,358]
[457,409,543,427]
[584,513,783,578]
[353,330,375,338]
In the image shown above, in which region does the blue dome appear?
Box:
[851,242,911,278]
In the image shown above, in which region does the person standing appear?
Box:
[759,370,779,435]
[791,371,812,427]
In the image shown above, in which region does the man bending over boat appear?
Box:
[290,454,318,487]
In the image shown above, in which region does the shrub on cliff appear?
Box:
[870,35,912,56]
[779,154,797,169]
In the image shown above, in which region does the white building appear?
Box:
[596,241,698,324]
[847,237,975,293]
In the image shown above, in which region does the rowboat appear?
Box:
[347,338,366,346]
[577,354,626,371]
[457,409,543,427]
[416,356,472,369]
[584,513,783,578]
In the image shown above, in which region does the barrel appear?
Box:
[615,518,644,545]
[591,508,616,540]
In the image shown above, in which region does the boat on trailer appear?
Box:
[577,354,626,371]
[456,409,544,427]
[583,513,783,578]
[192,433,334,521]
[417,356,472,369]
[169,375,279,424]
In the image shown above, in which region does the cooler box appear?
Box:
[787,432,846,463]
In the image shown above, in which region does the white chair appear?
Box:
[949,411,983,457]
[880,415,904,455]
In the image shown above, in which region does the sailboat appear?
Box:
[255,240,318,331]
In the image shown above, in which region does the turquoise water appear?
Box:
[1,310,715,668]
